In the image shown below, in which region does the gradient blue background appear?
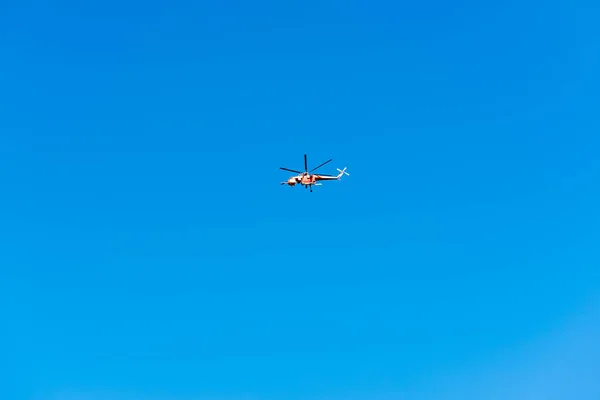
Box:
[2,1,600,399]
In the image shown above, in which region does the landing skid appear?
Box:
[304,183,322,192]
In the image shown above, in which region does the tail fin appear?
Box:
[336,167,349,179]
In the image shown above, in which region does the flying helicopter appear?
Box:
[280,154,349,192]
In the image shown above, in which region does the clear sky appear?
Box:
[2,1,600,399]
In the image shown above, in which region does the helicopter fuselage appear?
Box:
[285,173,317,186]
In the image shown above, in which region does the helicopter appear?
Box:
[280,154,349,192]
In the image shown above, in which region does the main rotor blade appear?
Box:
[304,154,308,172]
[310,158,332,173]
[280,167,302,173]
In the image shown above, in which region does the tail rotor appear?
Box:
[337,167,349,179]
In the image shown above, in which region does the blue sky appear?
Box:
[2,1,600,399]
